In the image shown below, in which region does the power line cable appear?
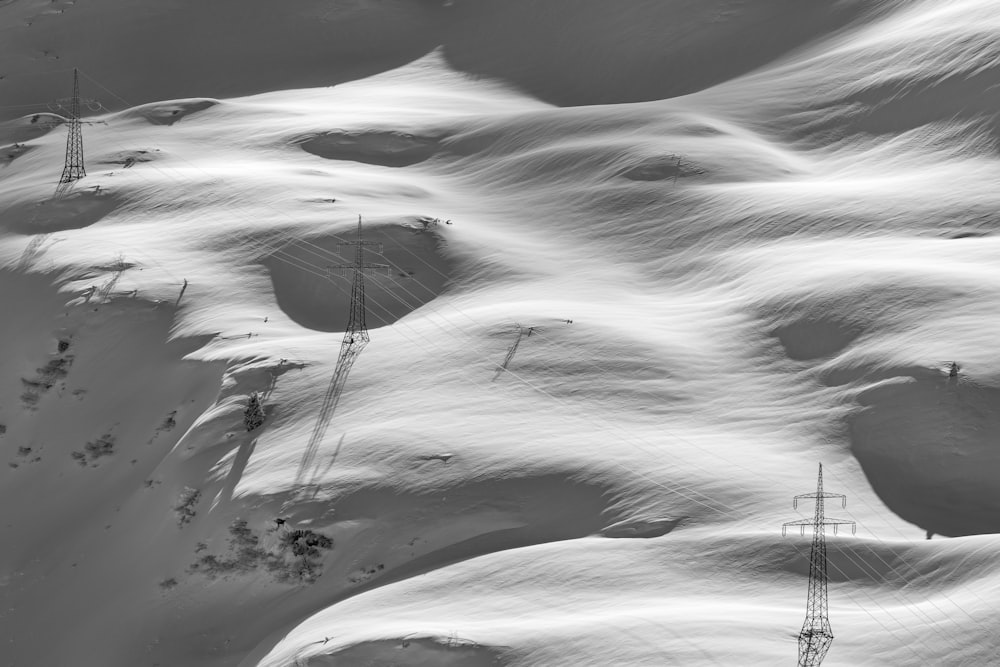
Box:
[12,66,990,656]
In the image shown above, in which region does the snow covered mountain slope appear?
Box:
[2,1,1000,665]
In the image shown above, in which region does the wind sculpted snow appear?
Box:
[2,1,1000,665]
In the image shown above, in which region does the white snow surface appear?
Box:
[2,0,1000,665]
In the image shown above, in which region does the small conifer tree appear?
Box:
[244,392,265,431]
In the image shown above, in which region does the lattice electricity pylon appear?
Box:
[297,216,388,492]
[492,324,541,381]
[51,69,100,185]
[327,215,389,345]
[782,463,856,667]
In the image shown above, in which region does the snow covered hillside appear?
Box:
[2,0,1000,665]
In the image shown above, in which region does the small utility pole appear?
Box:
[175,279,188,307]
[782,463,856,667]
[492,324,539,381]
[95,254,130,303]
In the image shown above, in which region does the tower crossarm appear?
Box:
[337,214,384,253]
[821,518,856,536]
[782,519,813,537]
[328,215,389,276]
[782,518,856,536]
[793,492,847,509]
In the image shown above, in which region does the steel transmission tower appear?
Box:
[59,69,86,184]
[782,463,856,667]
[294,216,388,491]
[329,215,389,345]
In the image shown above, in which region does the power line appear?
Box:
[9,66,989,659]
[355,224,998,639]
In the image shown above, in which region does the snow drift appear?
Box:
[2,0,1000,665]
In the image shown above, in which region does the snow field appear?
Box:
[2,0,1000,665]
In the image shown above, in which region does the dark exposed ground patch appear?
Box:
[77,432,116,464]
[620,156,705,182]
[849,367,1000,537]
[0,142,35,167]
[600,517,683,538]
[261,221,454,332]
[772,317,864,361]
[187,519,334,583]
[98,148,162,166]
[949,230,990,239]
[307,635,507,666]
[298,131,442,167]
[2,189,120,235]
[119,99,219,126]
[21,353,74,409]
[0,113,64,144]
